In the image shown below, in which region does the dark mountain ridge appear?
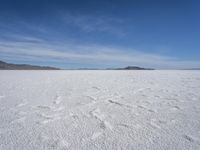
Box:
[107,66,154,70]
[0,60,60,70]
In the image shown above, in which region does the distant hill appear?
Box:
[107,66,154,70]
[0,60,60,70]
[182,68,200,70]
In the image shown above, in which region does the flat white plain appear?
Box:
[0,70,200,150]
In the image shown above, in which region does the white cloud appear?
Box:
[0,36,200,69]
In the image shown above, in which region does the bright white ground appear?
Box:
[0,70,200,150]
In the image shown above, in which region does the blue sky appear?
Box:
[0,0,200,69]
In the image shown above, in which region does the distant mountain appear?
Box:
[123,66,154,70]
[107,66,154,70]
[0,60,60,70]
[182,68,200,70]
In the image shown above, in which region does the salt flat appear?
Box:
[0,70,200,150]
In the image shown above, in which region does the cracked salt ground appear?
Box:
[0,70,200,150]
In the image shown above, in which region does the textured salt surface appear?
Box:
[0,70,200,150]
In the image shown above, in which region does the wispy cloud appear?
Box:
[61,13,126,36]
[0,34,45,44]
[0,35,200,69]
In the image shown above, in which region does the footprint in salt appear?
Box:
[148,109,157,113]
[84,95,97,107]
[53,95,62,105]
[103,121,113,130]
[150,119,161,129]
[183,135,194,143]
[39,112,62,124]
[39,135,70,149]
[38,116,62,125]
[91,132,103,140]
[86,95,96,101]
[92,86,101,91]
[100,121,113,130]
[90,108,114,131]
[36,105,53,111]
[170,106,181,111]
[16,102,27,107]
